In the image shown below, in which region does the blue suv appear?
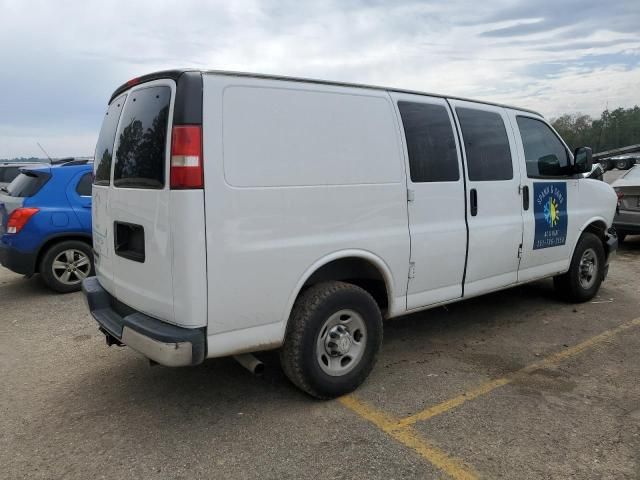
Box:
[0,161,94,292]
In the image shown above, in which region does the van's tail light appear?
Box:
[170,125,203,189]
[6,208,39,234]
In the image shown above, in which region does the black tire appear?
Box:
[280,281,383,399]
[615,159,627,170]
[40,240,94,293]
[554,233,605,302]
[625,160,635,170]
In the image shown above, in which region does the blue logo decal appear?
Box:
[533,182,567,250]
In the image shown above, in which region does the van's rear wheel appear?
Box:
[40,240,94,293]
[554,232,604,302]
[280,281,383,399]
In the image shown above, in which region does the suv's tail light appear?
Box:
[170,125,203,189]
[6,207,39,234]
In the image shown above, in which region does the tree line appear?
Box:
[3,106,639,163]
[551,106,640,153]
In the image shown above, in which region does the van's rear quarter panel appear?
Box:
[202,74,410,339]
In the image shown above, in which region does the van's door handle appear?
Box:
[522,185,530,211]
[470,189,478,216]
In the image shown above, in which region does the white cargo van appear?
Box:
[83,70,618,398]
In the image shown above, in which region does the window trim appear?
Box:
[397,100,461,183]
[94,93,128,187]
[111,80,176,191]
[455,106,514,182]
[516,115,574,180]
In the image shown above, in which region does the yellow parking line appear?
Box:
[339,318,640,478]
[339,395,479,480]
[398,316,640,428]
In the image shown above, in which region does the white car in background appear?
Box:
[612,165,640,241]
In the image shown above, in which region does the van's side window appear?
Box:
[398,101,459,182]
[114,86,171,189]
[516,116,571,177]
[94,94,126,186]
[456,108,513,181]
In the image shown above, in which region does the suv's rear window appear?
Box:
[6,171,50,197]
[113,86,171,189]
[0,166,21,183]
[94,94,126,186]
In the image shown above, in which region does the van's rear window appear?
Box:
[7,171,50,197]
[113,86,171,189]
[94,94,126,186]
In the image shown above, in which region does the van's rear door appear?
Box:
[93,73,206,328]
[107,80,177,322]
[93,94,127,295]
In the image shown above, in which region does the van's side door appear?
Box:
[391,93,467,309]
[506,111,579,281]
[449,100,524,296]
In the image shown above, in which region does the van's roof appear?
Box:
[110,69,543,117]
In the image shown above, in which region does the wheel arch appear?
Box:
[35,233,92,273]
[281,250,397,336]
[572,217,609,260]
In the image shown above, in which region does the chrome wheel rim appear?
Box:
[52,249,90,285]
[316,309,367,376]
[578,248,598,290]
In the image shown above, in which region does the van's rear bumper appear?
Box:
[82,276,206,366]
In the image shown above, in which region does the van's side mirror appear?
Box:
[573,147,593,174]
[538,154,561,176]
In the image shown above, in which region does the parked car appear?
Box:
[0,161,94,292]
[83,70,617,399]
[607,155,638,171]
[612,165,640,242]
[0,163,33,190]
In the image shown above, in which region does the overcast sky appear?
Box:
[0,0,638,158]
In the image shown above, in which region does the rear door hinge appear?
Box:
[517,244,523,259]
[408,262,416,279]
[407,188,415,202]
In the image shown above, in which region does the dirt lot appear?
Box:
[1,239,639,479]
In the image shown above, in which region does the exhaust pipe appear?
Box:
[233,353,264,376]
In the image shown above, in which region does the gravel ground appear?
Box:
[1,200,639,478]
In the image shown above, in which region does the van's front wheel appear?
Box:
[554,232,604,302]
[280,281,383,399]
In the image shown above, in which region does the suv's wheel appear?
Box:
[40,240,94,293]
[554,232,605,302]
[280,281,383,399]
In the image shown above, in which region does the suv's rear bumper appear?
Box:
[0,241,36,275]
[613,209,640,234]
[82,276,206,366]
